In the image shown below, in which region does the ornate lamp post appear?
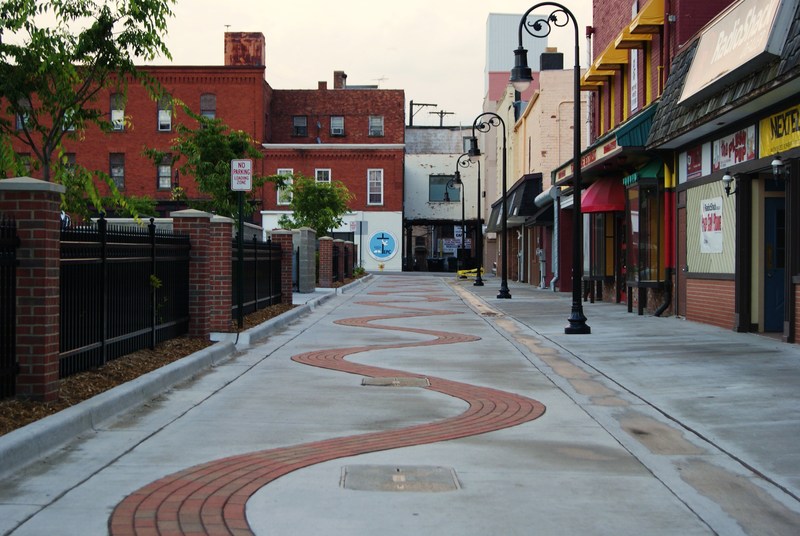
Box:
[510,2,589,333]
[455,152,484,286]
[468,112,511,299]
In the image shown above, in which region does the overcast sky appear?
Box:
[147,1,593,126]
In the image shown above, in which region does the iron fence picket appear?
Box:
[231,234,282,320]
[59,217,190,378]
[0,216,19,398]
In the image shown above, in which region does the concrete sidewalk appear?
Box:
[0,273,798,535]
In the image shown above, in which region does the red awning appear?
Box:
[581,178,625,213]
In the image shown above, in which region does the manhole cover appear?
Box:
[361,377,430,387]
[341,465,460,492]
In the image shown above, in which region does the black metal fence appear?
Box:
[0,216,19,398]
[60,217,190,378]
[231,234,282,319]
[332,242,341,282]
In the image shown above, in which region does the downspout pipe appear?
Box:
[535,186,561,291]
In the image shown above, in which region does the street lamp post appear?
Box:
[468,113,511,299]
[445,175,463,272]
[510,2,589,333]
[455,152,484,286]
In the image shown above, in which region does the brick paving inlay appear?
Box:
[109,278,546,535]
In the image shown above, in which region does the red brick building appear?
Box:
[5,32,405,271]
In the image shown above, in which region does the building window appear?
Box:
[368,116,384,137]
[111,93,125,131]
[15,98,31,131]
[627,183,663,283]
[62,109,76,132]
[277,168,293,205]
[110,153,125,188]
[157,97,172,132]
[157,155,172,190]
[315,169,331,183]
[200,93,216,119]
[588,213,617,279]
[367,169,383,205]
[292,116,308,137]
[429,174,459,202]
[330,116,345,136]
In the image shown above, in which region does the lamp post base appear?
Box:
[474,277,484,286]
[565,307,591,334]
[497,284,512,299]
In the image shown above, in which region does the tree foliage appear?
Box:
[277,174,354,237]
[146,105,273,221]
[0,0,174,218]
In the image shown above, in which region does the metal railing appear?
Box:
[231,234,282,319]
[0,216,19,398]
[59,217,190,378]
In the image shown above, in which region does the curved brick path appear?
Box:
[109,281,546,535]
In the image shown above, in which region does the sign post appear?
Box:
[231,159,252,330]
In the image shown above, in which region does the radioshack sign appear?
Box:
[230,159,252,191]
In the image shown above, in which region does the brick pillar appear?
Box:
[270,230,293,304]
[0,178,65,401]
[172,210,234,338]
[318,237,333,288]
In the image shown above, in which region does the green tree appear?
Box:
[277,174,353,237]
[0,0,174,218]
[146,105,273,221]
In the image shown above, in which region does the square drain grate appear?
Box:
[341,465,460,492]
[361,377,430,387]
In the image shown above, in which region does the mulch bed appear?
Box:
[0,302,296,437]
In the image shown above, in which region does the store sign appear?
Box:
[700,197,724,254]
[686,145,703,180]
[759,102,800,155]
[712,125,756,171]
[679,0,792,104]
[557,138,620,181]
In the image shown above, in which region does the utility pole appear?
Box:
[408,100,437,126]
[430,110,454,127]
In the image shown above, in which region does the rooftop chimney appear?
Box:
[318,81,328,90]
[224,32,266,67]
[333,71,348,89]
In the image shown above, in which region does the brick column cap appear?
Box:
[333,238,345,243]
[270,229,293,236]
[0,176,66,194]
[319,236,333,242]
[171,209,234,225]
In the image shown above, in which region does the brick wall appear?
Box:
[269,87,405,145]
[685,278,735,330]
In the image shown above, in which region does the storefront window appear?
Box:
[627,183,663,282]
[589,213,616,278]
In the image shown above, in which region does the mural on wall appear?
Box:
[700,197,724,254]
[368,231,397,261]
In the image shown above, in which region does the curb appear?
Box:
[0,275,373,480]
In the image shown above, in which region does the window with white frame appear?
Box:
[330,116,344,136]
[368,115,384,137]
[111,93,125,131]
[157,97,172,132]
[110,153,125,188]
[277,168,293,205]
[315,168,331,183]
[157,155,172,190]
[367,169,383,205]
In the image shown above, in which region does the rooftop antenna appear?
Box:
[409,100,437,127]
[429,109,454,127]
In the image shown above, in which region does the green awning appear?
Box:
[615,103,658,147]
[623,159,663,187]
